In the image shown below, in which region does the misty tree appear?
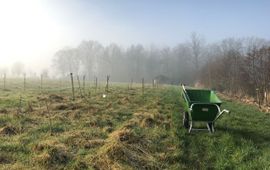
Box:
[172,43,193,83]
[53,48,80,76]
[201,43,222,87]
[101,43,124,80]
[41,68,49,78]
[199,37,270,105]
[126,45,145,82]
[51,35,270,88]
[77,41,104,78]
[190,32,204,73]
[0,67,8,76]
[159,47,171,78]
[51,38,204,84]
[145,46,161,80]
[221,38,243,93]
[11,62,25,76]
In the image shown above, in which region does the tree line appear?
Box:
[52,33,204,84]
[3,33,269,105]
[199,38,270,105]
[53,35,270,105]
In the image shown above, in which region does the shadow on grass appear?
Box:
[217,126,270,146]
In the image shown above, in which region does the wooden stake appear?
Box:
[70,73,75,101]
[23,73,26,91]
[130,78,133,89]
[83,75,86,93]
[95,76,98,92]
[106,75,110,92]
[40,74,43,92]
[18,95,23,134]
[77,75,83,98]
[142,78,144,95]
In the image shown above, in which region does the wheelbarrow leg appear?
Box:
[206,123,211,133]
[189,121,193,133]
[183,112,190,129]
[207,122,214,133]
[212,123,215,133]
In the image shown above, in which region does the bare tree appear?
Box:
[77,41,104,78]
[53,48,80,76]
[190,32,204,71]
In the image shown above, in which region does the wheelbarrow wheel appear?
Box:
[183,112,190,129]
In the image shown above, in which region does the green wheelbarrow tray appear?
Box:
[181,85,230,133]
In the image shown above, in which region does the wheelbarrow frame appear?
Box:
[181,85,229,133]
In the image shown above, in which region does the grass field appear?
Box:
[0,79,270,169]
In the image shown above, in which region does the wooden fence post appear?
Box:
[83,75,86,94]
[77,75,83,98]
[40,74,43,92]
[23,73,26,91]
[70,73,75,101]
[106,75,110,92]
[95,76,98,92]
[142,78,144,95]
[130,78,133,89]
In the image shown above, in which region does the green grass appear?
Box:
[168,86,270,169]
[0,79,270,169]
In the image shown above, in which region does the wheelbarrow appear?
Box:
[181,85,229,133]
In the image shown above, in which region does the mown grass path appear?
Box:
[164,86,270,169]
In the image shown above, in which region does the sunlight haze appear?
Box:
[0,0,269,74]
[0,0,70,72]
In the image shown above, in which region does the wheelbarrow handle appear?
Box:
[222,109,230,114]
[214,108,230,122]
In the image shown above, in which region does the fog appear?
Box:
[0,0,269,84]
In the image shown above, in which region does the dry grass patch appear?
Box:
[0,154,14,164]
[49,94,64,102]
[33,140,72,167]
[91,128,160,170]
[84,139,106,149]
[0,126,18,136]
[134,111,165,128]
[52,103,70,110]
[0,108,8,114]
[61,129,107,149]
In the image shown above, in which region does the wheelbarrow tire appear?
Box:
[183,112,190,129]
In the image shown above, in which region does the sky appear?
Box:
[0,0,269,73]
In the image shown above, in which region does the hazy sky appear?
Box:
[0,0,269,73]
